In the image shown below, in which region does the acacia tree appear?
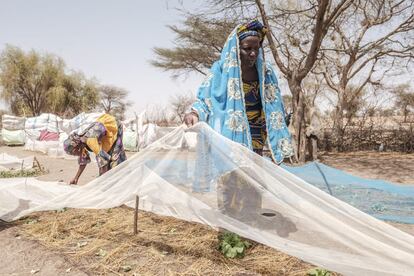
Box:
[393,83,414,122]
[0,45,100,117]
[169,91,196,123]
[99,85,131,120]
[317,0,414,147]
[151,15,236,77]
[48,72,100,117]
[0,45,64,116]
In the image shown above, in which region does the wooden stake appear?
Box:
[133,195,139,234]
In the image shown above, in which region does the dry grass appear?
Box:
[19,207,320,276]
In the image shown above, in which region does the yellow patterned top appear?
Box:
[243,81,267,153]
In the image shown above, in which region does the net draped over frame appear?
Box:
[1,122,414,276]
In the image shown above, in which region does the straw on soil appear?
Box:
[19,206,329,275]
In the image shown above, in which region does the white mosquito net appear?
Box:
[1,122,413,276]
[0,153,33,171]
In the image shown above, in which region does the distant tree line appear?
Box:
[0,45,131,119]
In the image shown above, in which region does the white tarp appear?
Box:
[138,123,156,149]
[2,115,25,130]
[59,112,103,135]
[138,124,176,150]
[1,111,169,153]
[25,113,61,133]
[1,122,413,275]
[24,133,75,159]
[22,112,102,158]
[46,132,73,159]
[122,116,139,151]
[122,117,138,132]
[122,130,138,151]
[1,129,26,145]
[0,178,72,220]
[0,153,33,171]
[25,129,42,141]
[24,140,59,154]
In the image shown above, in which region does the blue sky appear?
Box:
[0,0,203,116]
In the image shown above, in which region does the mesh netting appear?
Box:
[1,123,414,275]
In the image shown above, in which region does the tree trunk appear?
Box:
[288,79,307,163]
[333,106,344,151]
[307,136,318,160]
[298,116,307,162]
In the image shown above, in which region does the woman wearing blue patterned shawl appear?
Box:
[185,20,293,164]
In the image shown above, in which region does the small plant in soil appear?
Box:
[307,267,332,276]
[0,168,44,178]
[218,231,251,258]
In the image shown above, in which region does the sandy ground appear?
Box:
[1,146,413,275]
[0,225,87,276]
[1,146,100,185]
[320,151,414,185]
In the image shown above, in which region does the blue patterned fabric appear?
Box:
[191,26,293,163]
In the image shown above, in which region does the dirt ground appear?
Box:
[0,145,100,185]
[319,151,414,185]
[0,146,134,276]
[0,146,413,275]
[0,225,87,276]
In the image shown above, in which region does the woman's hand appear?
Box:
[184,111,199,126]
[70,164,86,185]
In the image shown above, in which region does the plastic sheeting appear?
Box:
[282,162,414,224]
[24,140,59,154]
[138,124,176,150]
[1,122,414,275]
[39,130,59,141]
[2,115,25,130]
[1,129,25,145]
[25,113,61,133]
[0,178,73,220]
[59,112,103,135]
[24,135,75,160]
[123,130,138,151]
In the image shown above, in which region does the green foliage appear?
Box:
[0,45,100,117]
[151,15,235,77]
[25,218,39,225]
[50,72,100,117]
[0,45,63,116]
[393,84,414,122]
[307,267,332,276]
[218,231,251,258]
[0,168,44,178]
[99,85,131,120]
[55,207,68,213]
